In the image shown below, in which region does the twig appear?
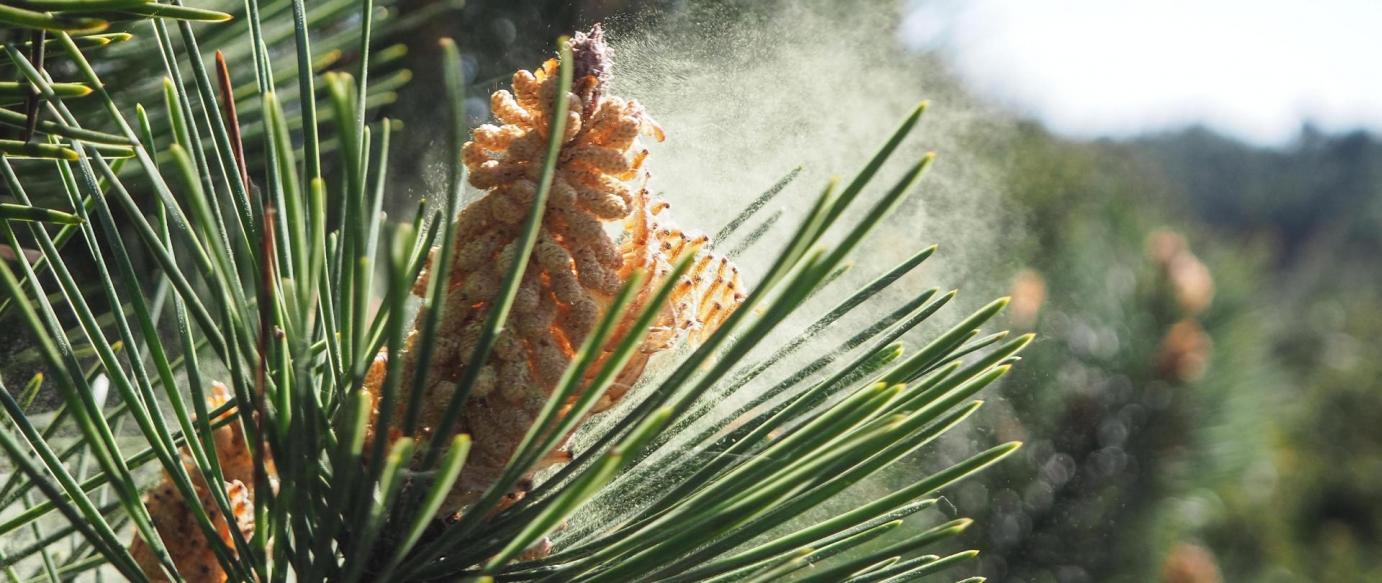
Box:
[214,50,251,198]
[21,30,44,141]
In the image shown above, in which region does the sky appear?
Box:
[901,0,1382,145]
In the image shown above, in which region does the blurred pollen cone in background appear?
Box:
[1157,319,1213,384]
[1161,543,1223,583]
[1008,268,1047,329]
[1147,229,1215,317]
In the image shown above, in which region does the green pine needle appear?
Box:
[0,3,1027,582]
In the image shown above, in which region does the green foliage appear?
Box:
[0,1,1024,581]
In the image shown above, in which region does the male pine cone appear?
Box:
[366,24,744,510]
[129,384,260,582]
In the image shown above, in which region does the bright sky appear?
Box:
[901,0,1382,145]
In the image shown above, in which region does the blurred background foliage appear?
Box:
[964,110,1382,583]
[3,0,1379,581]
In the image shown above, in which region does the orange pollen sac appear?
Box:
[129,383,264,582]
[363,23,745,516]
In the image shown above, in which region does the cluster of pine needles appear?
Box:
[0,1,1029,581]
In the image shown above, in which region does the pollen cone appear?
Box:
[365,24,744,511]
[129,384,260,582]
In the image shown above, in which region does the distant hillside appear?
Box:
[1124,126,1382,267]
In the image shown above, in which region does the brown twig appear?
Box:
[251,202,279,576]
[254,203,278,395]
[21,30,45,142]
[214,50,251,199]
[218,49,275,572]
